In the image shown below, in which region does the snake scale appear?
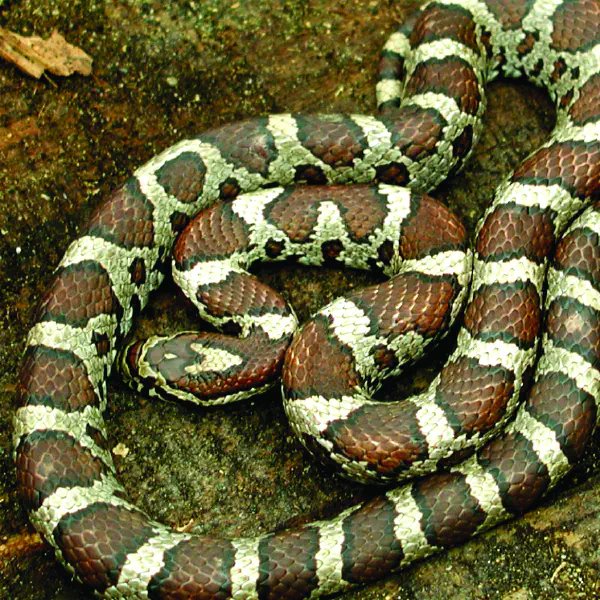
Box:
[14,0,600,598]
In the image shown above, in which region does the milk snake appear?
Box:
[14,0,600,598]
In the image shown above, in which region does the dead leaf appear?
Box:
[0,28,93,79]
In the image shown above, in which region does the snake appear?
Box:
[13,0,600,598]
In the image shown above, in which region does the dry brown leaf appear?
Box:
[0,28,93,79]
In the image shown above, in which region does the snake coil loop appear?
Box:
[14,1,600,598]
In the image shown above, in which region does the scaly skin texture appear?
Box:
[13,0,600,598]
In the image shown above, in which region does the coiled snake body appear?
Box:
[14,0,600,598]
